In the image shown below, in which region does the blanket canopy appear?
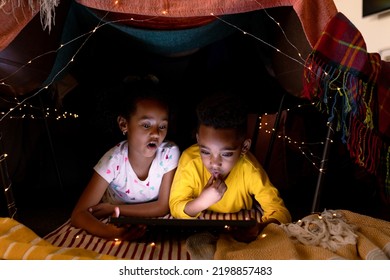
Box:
[1,0,389,222]
[0,0,337,97]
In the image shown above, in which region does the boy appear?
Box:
[169,93,291,242]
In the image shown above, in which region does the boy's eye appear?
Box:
[200,150,210,156]
[142,123,151,129]
[159,124,167,130]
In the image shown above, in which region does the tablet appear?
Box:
[108,216,257,231]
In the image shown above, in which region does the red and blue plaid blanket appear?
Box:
[302,12,390,202]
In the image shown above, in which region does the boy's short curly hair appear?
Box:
[196,93,248,137]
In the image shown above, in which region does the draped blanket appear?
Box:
[0,0,337,51]
[302,12,390,201]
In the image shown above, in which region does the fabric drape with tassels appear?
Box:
[302,12,390,201]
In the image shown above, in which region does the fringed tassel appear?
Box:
[304,52,382,178]
[304,52,377,133]
[0,0,59,33]
[39,0,60,33]
[302,12,388,201]
[347,117,381,174]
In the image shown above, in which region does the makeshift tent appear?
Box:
[0,0,389,233]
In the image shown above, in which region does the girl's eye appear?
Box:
[221,152,234,157]
[159,124,167,130]
[200,150,210,156]
[142,123,151,129]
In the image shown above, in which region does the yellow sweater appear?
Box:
[169,144,291,223]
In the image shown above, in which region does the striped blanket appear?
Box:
[45,220,191,260]
[43,209,263,260]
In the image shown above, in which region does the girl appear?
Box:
[71,75,180,241]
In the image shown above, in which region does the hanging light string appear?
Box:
[258,103,334,173]
[0,10,162,122]
[0,3,326,122]
[0,2,336,169]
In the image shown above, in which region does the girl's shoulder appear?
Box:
[106,140,128,154]
[95,141,128,170]
[99,140,127,160]
[157,141,180,159]
[159,140,180,151]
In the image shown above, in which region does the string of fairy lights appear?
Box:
[0,1,340,218]
[259,105,334,174]
[0,1,348,249]
[0,1,337,166]
[0,102,79,120]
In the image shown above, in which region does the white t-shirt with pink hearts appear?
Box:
[94,140,180,204]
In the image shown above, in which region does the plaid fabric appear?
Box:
[302,12,390,201]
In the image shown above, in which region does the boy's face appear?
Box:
[196,124,250,179]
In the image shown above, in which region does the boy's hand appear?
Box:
[198,175,227,207]
[183,175,228,217]
[231,219,279,243]
[230,222,261,243]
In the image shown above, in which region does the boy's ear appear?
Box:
[117,116,128,134]
[241,138,252,155]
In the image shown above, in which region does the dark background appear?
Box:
[0,3,387,236]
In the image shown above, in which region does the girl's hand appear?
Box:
[119,224,148,241]
[88,202,116,219]
[111,206,147,241]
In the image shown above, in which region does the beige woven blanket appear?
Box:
[214,210,390,260]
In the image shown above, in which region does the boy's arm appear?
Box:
[168,159,208,218]
[255,182,291,224]
[168,171,198,218]
[183,175,226,216]
[252,167,292,224]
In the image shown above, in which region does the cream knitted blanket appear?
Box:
[214,210,390,260]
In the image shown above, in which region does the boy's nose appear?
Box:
[210,155,222,167]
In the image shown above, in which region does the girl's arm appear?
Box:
[70,172,125,240]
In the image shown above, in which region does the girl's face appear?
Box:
[196,125,250,179]
[120,99,169,158]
